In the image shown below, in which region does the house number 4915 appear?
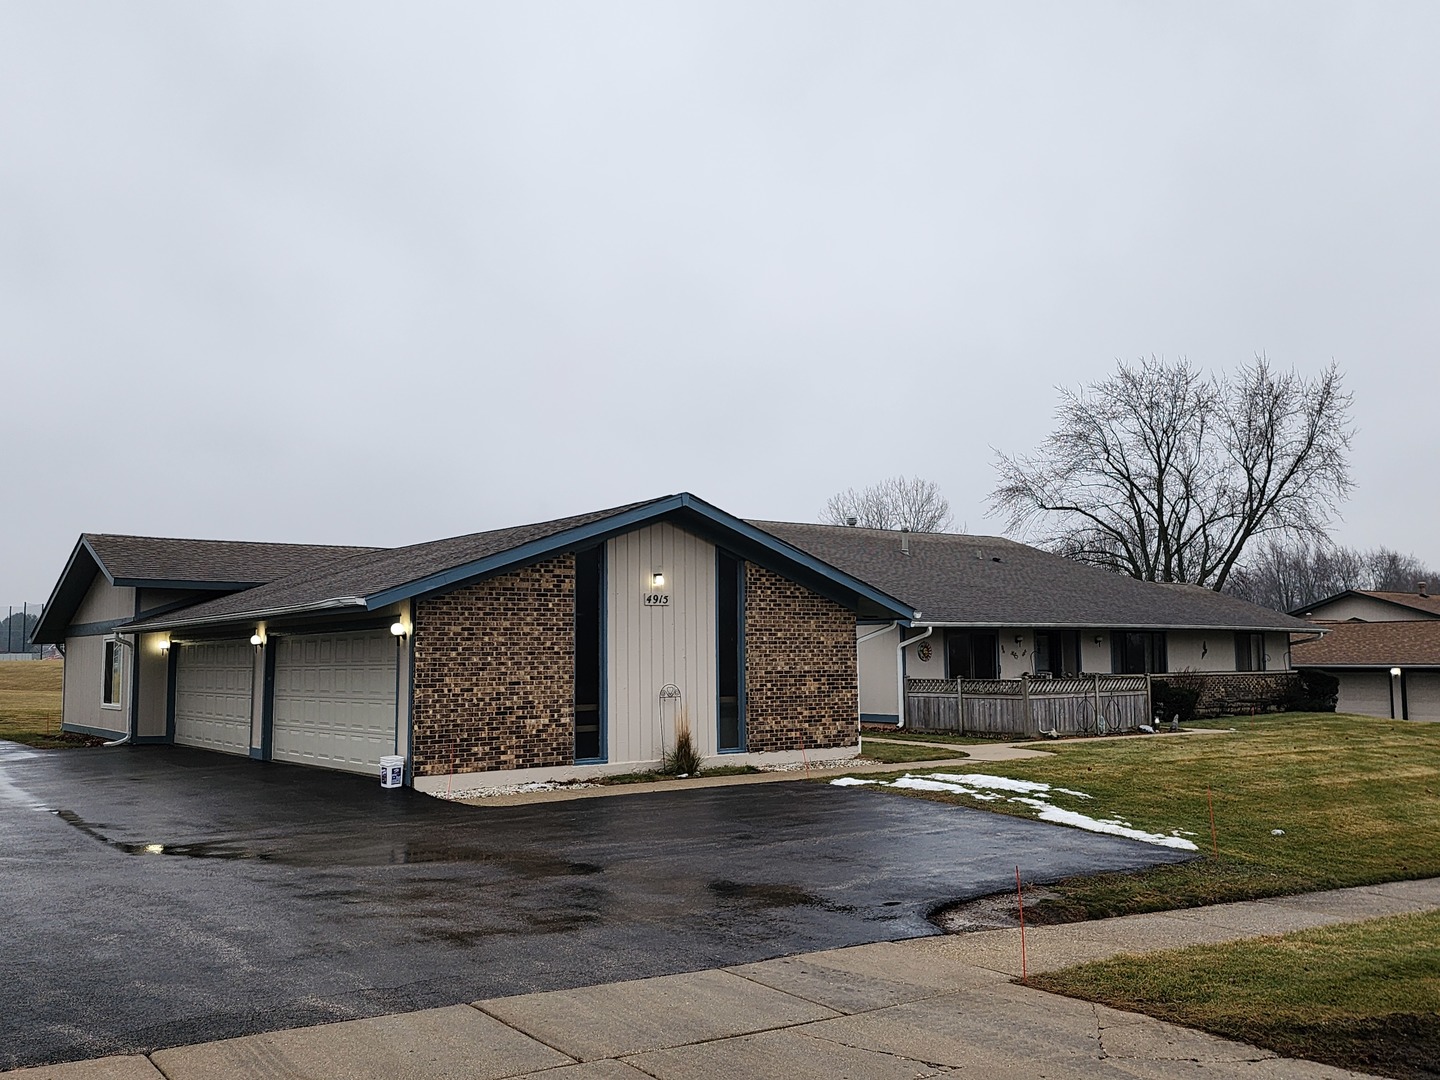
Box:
[644,592,670,607]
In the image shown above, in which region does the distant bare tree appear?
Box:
[1227,539,1439,611]
[822,476,954,532]
[989,356,1353,591]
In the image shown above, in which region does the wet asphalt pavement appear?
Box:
[0,742,1192,1069]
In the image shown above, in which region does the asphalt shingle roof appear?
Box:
[124,499,659,630]
[751,521,1315,632]
[1291,620,1440,667]
[85,534,383,585]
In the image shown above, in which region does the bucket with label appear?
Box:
[379,755,405,789]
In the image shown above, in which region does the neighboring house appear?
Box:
[32,495,912,790]
[1290,621,1440,721]
[1291,587,1440,623]
[755,523,1317,724]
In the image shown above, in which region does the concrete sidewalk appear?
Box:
[13,877,1435,1079]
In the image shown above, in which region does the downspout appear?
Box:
[103,633,135,746]
[895,626,934,730]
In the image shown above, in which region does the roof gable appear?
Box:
[120,495,915,633]
[1292,589,1440,620]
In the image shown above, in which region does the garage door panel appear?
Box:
[174,642,253,755]
[1406,672,1440,722]
[272,631,397,775]
[1337,671,1392,718]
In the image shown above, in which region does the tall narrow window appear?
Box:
[102,638,122,707]
[1034,630,1082,676]
[574,547,604,762]
[717,551,744,752]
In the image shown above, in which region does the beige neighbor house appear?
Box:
[756,523,1318,729]
[1289,586,1440,721]
[31,494,913,790]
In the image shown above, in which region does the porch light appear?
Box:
[651,572,665,588]
[157,638,170,653]
[1391,667,1402,677]
[250,632,264,647]
[390,621,407,638]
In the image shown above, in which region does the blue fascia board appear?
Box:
[112,578,258,591]
[366,492,916,619]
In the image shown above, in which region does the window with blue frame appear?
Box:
[573,547,604,761]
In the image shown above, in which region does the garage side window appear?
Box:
[102,638,122,708]
[1235,632,1266,672]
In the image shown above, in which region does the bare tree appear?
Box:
[822,475,954,532]
[1227,539,1438,611]
[989,356,1353,590]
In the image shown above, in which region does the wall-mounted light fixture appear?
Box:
[1094,635,1104,645]
[650,571,665,589]
[1014,634,1023,644]
[158,638,171,653]
[1391,666,1402,677]
[250,632,264,647]
[390,621,408,641]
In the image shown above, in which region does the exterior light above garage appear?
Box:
[1391,667,1402,677]
[390,621,408,638]
[157,638,170,653]
[250,632,264,647]
[651,572,665,588]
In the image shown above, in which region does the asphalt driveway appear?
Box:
[0,741,1192,1070]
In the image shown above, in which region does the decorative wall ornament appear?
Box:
[916,641,933,663]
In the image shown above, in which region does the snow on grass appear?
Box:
[832,770,1198,851]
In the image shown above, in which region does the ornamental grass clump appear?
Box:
[663,713,704,776]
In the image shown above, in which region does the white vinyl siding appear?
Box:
[272,631,397,775]
[174,641,254,755]
[606,524,718,764]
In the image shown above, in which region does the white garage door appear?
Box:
[174,641,254,755]
[1336,671,1393,718]
[1405,672,1440,722]
[272,631,397,775]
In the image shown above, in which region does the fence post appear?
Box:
[955,678,964,732]
[1092,672,1101,727]
[1020,672,1033,734]
[1146,673,1154,724]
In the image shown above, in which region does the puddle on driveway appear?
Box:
[50,809,271,860]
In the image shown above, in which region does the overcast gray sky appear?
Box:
[4,1,1438,604]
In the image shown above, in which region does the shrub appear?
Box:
[662,714,704,775]
[1284,669,1339,712]
[1151,679,1201,725]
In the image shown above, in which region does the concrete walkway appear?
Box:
[13,877,1435,1079]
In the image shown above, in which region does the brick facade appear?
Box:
[1154,671,1300,718]
[410,556,575,776]
[743,563,859,752]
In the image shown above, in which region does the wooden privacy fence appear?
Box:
[905,674,1152,737]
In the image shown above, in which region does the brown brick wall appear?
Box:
[743,564,858,752]
[410,556,575,775]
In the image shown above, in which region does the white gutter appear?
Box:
[118,596,368,635]
[857,621,898,645]
[895,626,934,729]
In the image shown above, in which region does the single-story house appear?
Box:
[1292,587,1440,623]
[1290,620,1440,721]
[32,494,913,790]
[754,523,1318,725]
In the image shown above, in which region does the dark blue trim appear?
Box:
[61,721,126,739]
[716,549,747,754]
[249,747,265,760]
[128,594,142,740]
[861,712,900,724]
[259,643,276,760]
[366,493,915,620]
[406,606,416,787]
[165,644,177,742]
[65,617,134,638]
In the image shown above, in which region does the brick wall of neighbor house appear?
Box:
[1153,671,1300,719]
[744,563,858,751]
[410,556,575,776]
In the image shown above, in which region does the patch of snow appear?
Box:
[829,777,878,787]
[923,772,1057,795]
[1007,797,1198,850]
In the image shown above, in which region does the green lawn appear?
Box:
[1032,910,1440,1080]
[835,714,1440,919]
[0,660,95,748]
[859,738,968,764]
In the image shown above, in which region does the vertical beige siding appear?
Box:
[135,633,170,737]
[62,633,126,735]
[73,575,135,624]
[606,523,717,765]
[857,625,898,718]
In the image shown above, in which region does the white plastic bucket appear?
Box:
[379,755,405,789]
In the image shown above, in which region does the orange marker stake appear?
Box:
[1016,865,1028,983]
[1208,786,1218,858]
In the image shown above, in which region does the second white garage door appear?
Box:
[272,631,398,775]
[1336,670,1393,718]
[174,641,254,755]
